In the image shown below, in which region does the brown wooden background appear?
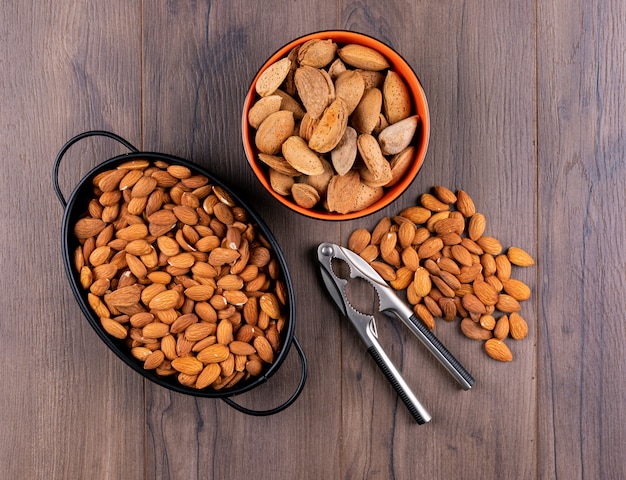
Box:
[1,1,625,479]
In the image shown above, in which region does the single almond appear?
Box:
[229,341,257,356]
[496,294,521,313]
[308,98,349,153]
[171,357,204,376]
[253,336,274,363]
[74,218,106,239]
[455,189,476,217]
[281,135,325,175]
[100,317,128,339]
[337,44,390,71]
[197,343,230,364]
[383,70,412,124]
[148,289,181,310]
[256,57,292,97]
[467,213,486,240]
[503,278,531,301]
[255,110,295,155]
[460,318,493,341]
[195,363,221,389]
[348,228,371,254]
[485,338,513,362]
[377,115,419,156]
[507,247,535,266]
[508,312,529,339]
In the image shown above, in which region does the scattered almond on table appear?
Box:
[347,186,535,362]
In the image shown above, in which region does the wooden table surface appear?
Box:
[2,1,625,479]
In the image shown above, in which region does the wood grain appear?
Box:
[1,0,624,478]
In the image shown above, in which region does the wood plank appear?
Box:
[338,1,537,478]
[140,2,342,478]
[537,0,626,478]
[0,1,145,478]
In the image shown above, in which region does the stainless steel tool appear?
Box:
[317,242,474,424]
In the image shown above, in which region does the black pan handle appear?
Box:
[221,336,308,416]
[53,130,139,208]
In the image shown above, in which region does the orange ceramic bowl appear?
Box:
[242,30,430,221]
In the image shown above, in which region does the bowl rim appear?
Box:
[60,151,298,398]
[241,29,430,221]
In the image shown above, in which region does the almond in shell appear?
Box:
[337,44,391,71]
[256,57,292,97]
[257,153,301,177]
[294,65,333,119]
[308,98,349,153]
[255,110,295,155]
[268,168,295,196]
[351,87,382,134]
[326,171,360,214]
[330,126,357,175]
[386,146,415,187]
[357,133,392,185]
[383,70,412,124]
[291,183,320,209]
[377,115,419,155]
[334,70,365,114]
[248,95,283,129]
[282,135,325,175]
[297,39,338,68]
[351,182,384,212]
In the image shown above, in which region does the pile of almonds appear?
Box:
[72,158,288,391]
[347,186,535,362]
[248,38,422,214]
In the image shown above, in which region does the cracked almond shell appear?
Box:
[308,98,349,153]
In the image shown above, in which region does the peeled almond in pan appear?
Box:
[256,57,292,97]
[357,133,393,185]
[383,70,412,124]
[248,95,283,129]
[255,110,295,155]
[377,115,419,155]
[282,135,325,175]
[330,126,357,175]
[308,98,349,153]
